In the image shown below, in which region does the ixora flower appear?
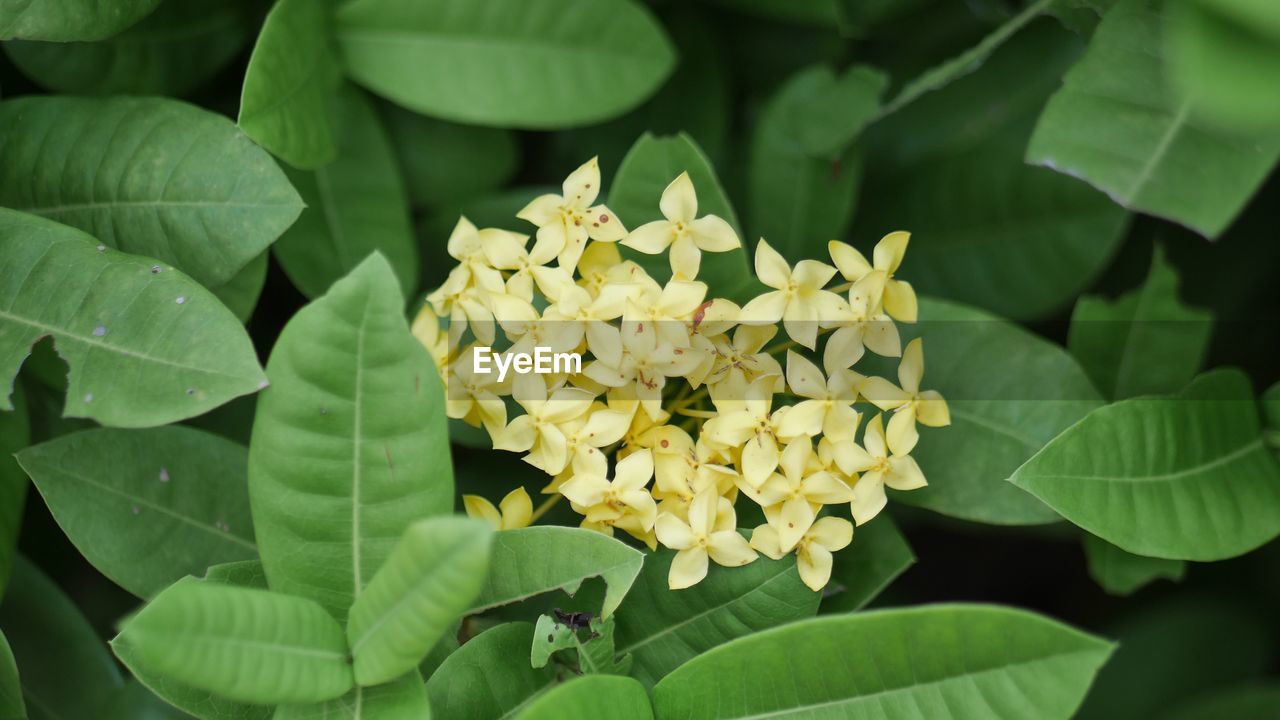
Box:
[432,157,948,591]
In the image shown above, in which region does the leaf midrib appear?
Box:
[1022,438,1265,485]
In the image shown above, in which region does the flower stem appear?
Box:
[530,493,562,523]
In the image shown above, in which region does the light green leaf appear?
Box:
[119,579,353,705]
[889,298,1101,525]
[0,386,27,598]
[1082,534,1185,597]
[2,0,252,96]
[1011,369,1280,560]
[105,680,189,720]
[612,545,818,688]
[275,671,431,720]
[274,85,418,299]
[425,623,555,720]
[0,629,24,720]
[348,517,492,686]
[381,101,519,209]
[515,675,652,720]
[17,425,257,599]
[334,0,676,129]
[857,20,1129,321]
[788,65,888,159]
[821,513,915,613]
[532,615,631,676]
[653,605,1114,720]
[212,251,269,324]
[469,527,644,619]
[1068,248,1213,400]
[204,560,268,589]
[0,0,160,41]
[239,0,340,169]
[0,96,304,288]
[608,132,755,302]
[0,557,123,720]
[249,253,453,620]
[0,209,267,428]
[747,65,862,263]
[1162,683,1280,720]
[1026,0,1280,238]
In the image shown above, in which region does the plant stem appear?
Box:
[530,493,562,523]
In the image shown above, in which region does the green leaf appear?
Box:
[0,386,28,598]
[532,615,631,675]
[612,545,818,688]
[2,0,252,96]
[0,557,123,720]
[856,20,1129,321]
[119,579,353,705]
[652,605,1114,720]
[275,671,431,720]
[0,629,24,720]
[1011,369,1280,560]
[469,527,644,619]
[425,623,556,720]
[515,675,652,720]
[786,65,888,159]
[607,132,755,302]
[348,517,492,686]
[105,680,190,720]
[334,0,676,129]
[821,513,915,613]
[1262,381,1280,430]
[0,209,268,428]
[274,85,418,299]
[204,560,268,589]
[0,0,160,41]
[212,251,269,324]
[249,253,453,620]
[889,298,1101,525]
[1026,0,1280,238]
[381,101,519,209]
[1068,248,1213,400]
[747,65,862,263]
[1082,534,1185,597]
[238,0,340,169]
[0,96,303,288]
[17,425,257,599]
[1163,683,1280,720]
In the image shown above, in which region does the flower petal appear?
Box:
[873,230,910,275]
[660,171,698,223]
[708,531,758,567]
[828,239,872,281]
[689,215,740,252]
[668,547,709,589]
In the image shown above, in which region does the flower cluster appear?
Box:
[416,157,949,592]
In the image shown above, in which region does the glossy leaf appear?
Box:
[612,545,818,688]
[0,386,27,598]
[249,254,453,620]
[469,526,644,619]
[1082,534,1185,597]
[381,101,519,209]
[822,513,915,613]
[0,209,267,428]
[890,298,1101,524]
[652,605,1114,720]
[516,675,652,720]
[274,85,417,299]
[348,517,492,685]
[238,0,340,169]
[0,96,304,287]
[335,0,676,129]
[0,557,123,720]
[1069,248,1213,400]
[425,623,556,720]
[17,425,257,599]
[275,672,431,720]
[0,630,23,720]
[1012,369,1280,560]
[0,0,160,41]
[3,0,252,96]
[608,132,755,301]
[119,579,353,705]
[1026,0,1280,238]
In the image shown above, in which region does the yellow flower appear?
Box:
[463,487,533,530]
[443,216,509,291]
[738,438,854,551]
[624,279,709,348]
[410,303,451,381]
[583,315,706,421]
[518,157,627,272]
[839,414,926,525]
[776,351,860,441]
[702,376,784,488]
[492,374,597,475]
[621,172,740,280]
[478,226,556,302]
[655,489,757,589]
[704,324,783,391]
[740,238,846,350]
[560,448,658,537]
[828,232,917,322]
[750,516,853,591]
[822,271,902,374]
[445,346,508,434]
[859,338,949,454]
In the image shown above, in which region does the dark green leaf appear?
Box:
[105,680,189,720]
[17,426,257,599]
[381,101,519,209]
[425,623,556,720]
[515,675,652,720]
[1082,534,1185,597]
[822,513,915,612]
[1162,683,1280,720]
[0,0,160,41]
[211,251,268,324]
[0,629,23,720]
[0,209,267,428]
[0,386,27,598]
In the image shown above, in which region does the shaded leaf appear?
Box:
[425,623,556,720]
[821,513,915,613]
[0,0,160,41]
[515,675,652,720]
[1162,683,1280,720]
[17,425,257,599]
[531,615,630,676]
[212,251,268,324]
[0,209,267,428]
[249,254,453,620]
[0,96,304,288]
[381,101,519,209]
[0,629,23,720]
[275,672,431,720]
[0,386,27,598]
[1082,534,1185,597]
[335,0,675,129]
[105,680,189,720]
